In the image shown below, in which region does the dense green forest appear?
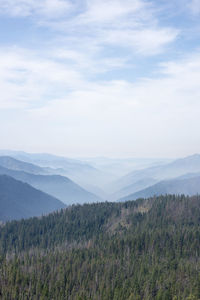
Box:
[0,195,200,299]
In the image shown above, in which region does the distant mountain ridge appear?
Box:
[0,164,102,205]
[0,150,115,191]
[112,154,200,199]
[78,156,170,177]
[0,156,48,175]
[119,175,200,202]
[2,151,200,204]
[0,175,65,221]
[109,177,157,201]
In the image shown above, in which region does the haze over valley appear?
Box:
[1,150,200,221]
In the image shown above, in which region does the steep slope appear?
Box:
[112,154,200,194]
[0,165,102,205]
[119,175,200,201]
[109,177,157,201]
[0,175,65,221]
[0,195,200,299]
[0,150,114,189]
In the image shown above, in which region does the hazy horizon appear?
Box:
[0,148,198,161]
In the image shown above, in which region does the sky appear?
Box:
[0,0,200,158]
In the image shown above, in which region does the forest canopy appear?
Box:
[0,195,200,300]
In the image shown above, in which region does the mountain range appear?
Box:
[78,156,169,177]
[0,175,65,221]
[0,156,48,175]
[119,174,200,202]
[2,151,200,221]
[0,150,115,192]
[111,154,200,200]
[0,160,102,205]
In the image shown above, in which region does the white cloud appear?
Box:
[0,45,129,110]
[48,0,178,55]
[0,0,178,56]
[23,50,200,157]
[0,0,71,18]
[101,27,178,55]
[53,48,128,73]
[0,47,84,109]
[188,0,200,15]
[1,45,200,156]
[0,0,194,157]
[32,51,200,120]
[79,0,146,23]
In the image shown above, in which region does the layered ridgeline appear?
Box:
[0,156,48,175]
[0,157,102,205]
[0,195,200,299]
[0,151,115,193]
[3,151,200,201]
[119,175,200,202]
[111,154,200,201]
[0,175,65,221]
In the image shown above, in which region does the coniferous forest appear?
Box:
[0,195,200,299]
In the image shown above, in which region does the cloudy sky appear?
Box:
[0,0,200,158]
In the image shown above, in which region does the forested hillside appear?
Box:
[0,195,200,299]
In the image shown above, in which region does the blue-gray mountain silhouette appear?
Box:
[119,175,200,202]
[0,165,102,205]
[0,175,65,221]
